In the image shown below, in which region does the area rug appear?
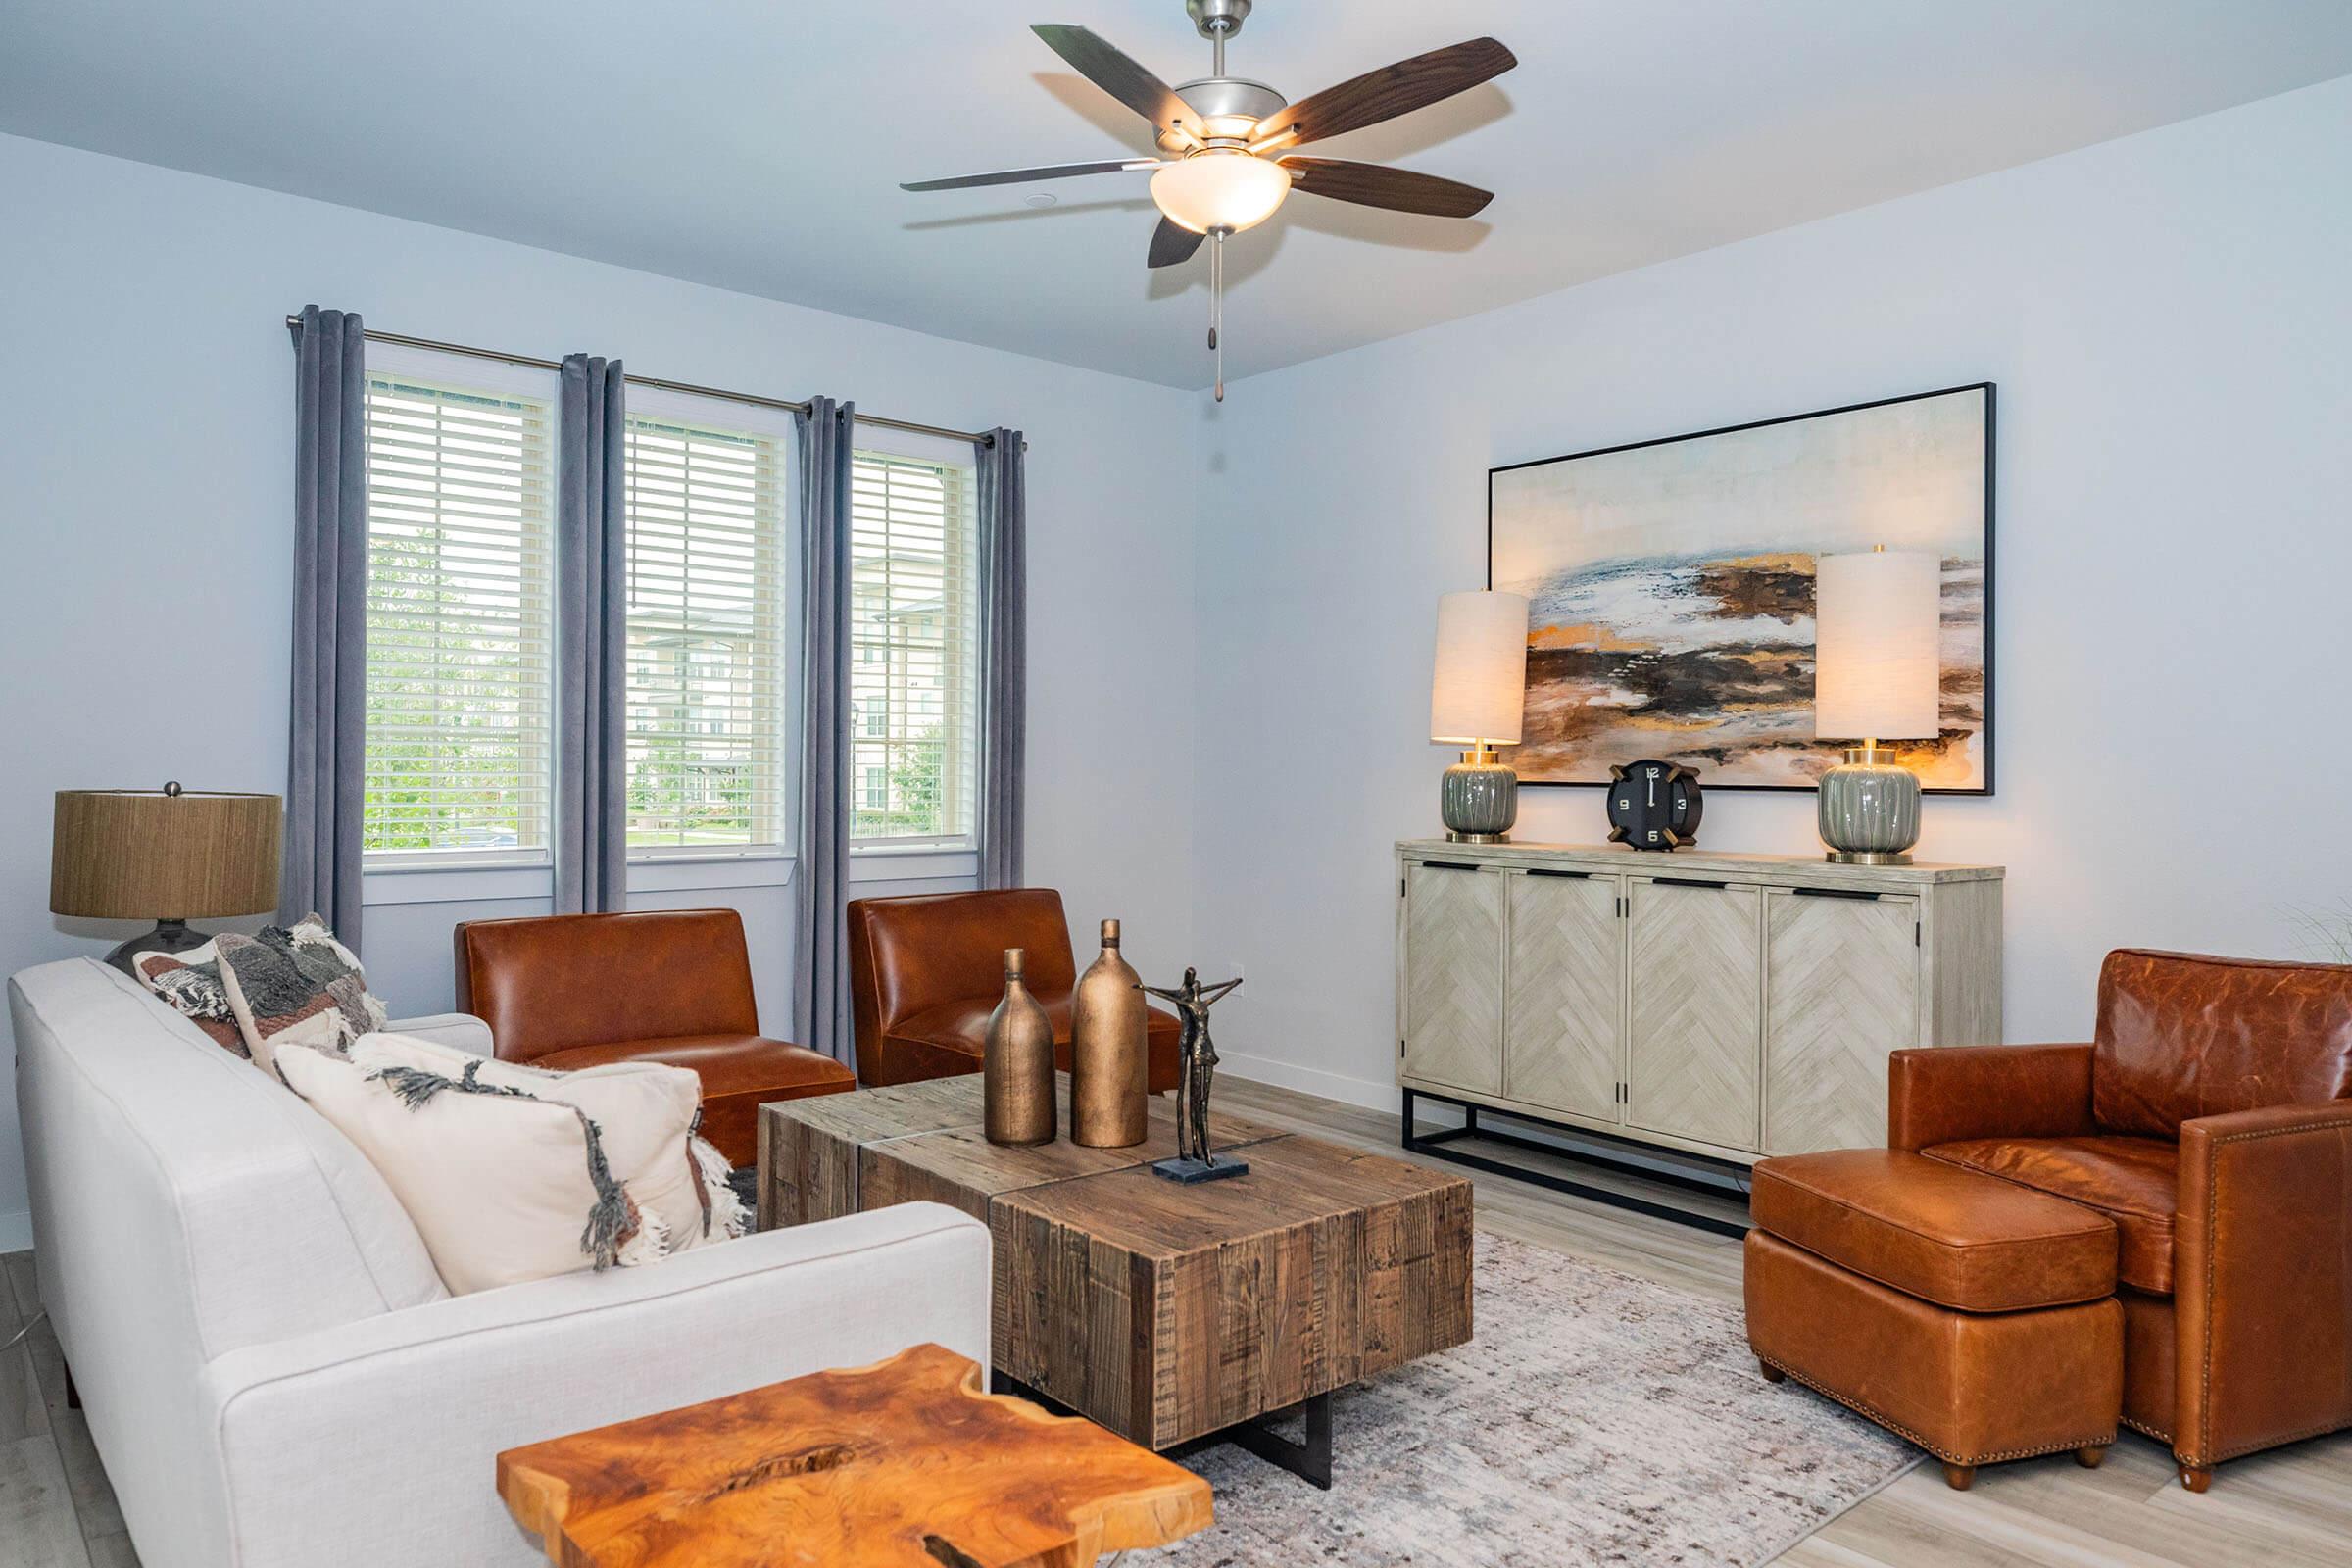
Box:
[1153,1231,1918,1567]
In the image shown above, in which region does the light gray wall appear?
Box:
[0,133,1199,1247]
[1190,75,2352,1109]
[6,72,2349,1244]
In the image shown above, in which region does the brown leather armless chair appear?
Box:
[846,888,1181,1090]
[1886,949,2352,1490]
[453,907,853,1168]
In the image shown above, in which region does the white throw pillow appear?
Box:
[276,1040,635,1295]
[353,1031,747,1258]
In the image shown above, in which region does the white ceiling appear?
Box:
[8,1,2351,388]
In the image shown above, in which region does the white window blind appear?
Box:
[851,445,979,845]
[623,406,790,855]
[363,367,555,863]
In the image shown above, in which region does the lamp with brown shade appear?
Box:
[50,783,284,972]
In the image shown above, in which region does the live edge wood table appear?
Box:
[760,1076,1473,1490]
[497,1342,1210,1567]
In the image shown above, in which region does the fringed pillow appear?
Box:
[277,1039,653,1294]
[216,913,388,1071]
[275,1034,744,1295]
[357,1031,748,1256]
[129,940,250,1055]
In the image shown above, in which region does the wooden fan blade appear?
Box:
[1256,37,1516,148]
[1149,217,1206,269]
[1279,157,1493,218]
[1032,24,1203,142]
[902,158,1159,192]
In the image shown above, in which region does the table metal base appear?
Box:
[998,1376,1335,1490]
[1210,1392,1332,1489]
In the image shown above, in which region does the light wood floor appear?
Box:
[1,1077,2345,1567]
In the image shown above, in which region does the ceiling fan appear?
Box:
[901,0,1516,398]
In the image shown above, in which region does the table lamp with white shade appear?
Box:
[1812,548,1940,863]
[1430,590,1530,843]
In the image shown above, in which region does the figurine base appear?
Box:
[1151,1155,1250,1185]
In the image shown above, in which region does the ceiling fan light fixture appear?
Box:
[1150,150,1291,235]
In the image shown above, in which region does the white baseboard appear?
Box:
[0,1209,30,1255]
[1217,1051,1398,1114]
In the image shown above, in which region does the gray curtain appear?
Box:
[556,355,628,913]
[282,306,368,942]
[793,398,857,1066]
[977,428,1027,889]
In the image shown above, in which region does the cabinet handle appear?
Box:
[1525,867,1592,880]
[1791,886,1883,901]
[1653,876,1730,891]
[1420,860,1482,873]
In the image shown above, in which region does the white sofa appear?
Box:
[8,957,991,1568]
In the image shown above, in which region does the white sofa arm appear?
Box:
[201,1202,990,1568]
[384,1011,494,1055]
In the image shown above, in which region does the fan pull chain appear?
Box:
[1210,229,1225,402]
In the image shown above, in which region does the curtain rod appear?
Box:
[285,318,1015,449]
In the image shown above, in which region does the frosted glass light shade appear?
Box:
[1813,551,1940,741]
[1150,152,1292,235]
[1431,591,1530,745]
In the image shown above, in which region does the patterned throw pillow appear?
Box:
[215,914,389,1071]
[130,941,250,1055]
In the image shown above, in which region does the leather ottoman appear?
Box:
[1744,1150,2125,1489]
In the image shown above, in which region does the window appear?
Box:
[622,391,793,857]
[362,352,556,864]
[850,438,979,846]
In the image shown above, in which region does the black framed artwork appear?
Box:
[1488,382,1994,794]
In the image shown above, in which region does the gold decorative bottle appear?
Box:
[983,948,1055,1146]
[1070,918,1148,1147]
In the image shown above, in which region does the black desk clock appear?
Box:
[1605,760,1703,851]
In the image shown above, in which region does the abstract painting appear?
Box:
[1489,384,1992,792]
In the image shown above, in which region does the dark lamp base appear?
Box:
[102,919,202,975]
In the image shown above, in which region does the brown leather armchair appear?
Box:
[847,888,1182,1090]
[453,908,853,1168]
[1888,949,2352,1490]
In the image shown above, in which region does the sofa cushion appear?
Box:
[886,995,1183,1091]
[1923,1135,2179,1295]
[279,1034,708,1295]
[217,914,389,1070]
[534,1033,854,1168]
[129,938,249,1054]
[2092,949,2352,1140]
[1750,1150,2117,1312]
[360,1031,748,1254]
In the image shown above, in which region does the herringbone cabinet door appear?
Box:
[1627,880,1761,1151]
[1402,864,1504,1094]
[1505,874,1623,1120]
[1764,891,1920,1154]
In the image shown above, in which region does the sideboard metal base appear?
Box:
[1400,1088,1750,1239]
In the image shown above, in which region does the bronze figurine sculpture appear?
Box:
[1139,967,1246,1183]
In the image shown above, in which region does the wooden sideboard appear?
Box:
[1395,840,2003,1166]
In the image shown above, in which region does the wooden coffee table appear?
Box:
[761,1077,1472,1488]
[497,1342,1210,1567]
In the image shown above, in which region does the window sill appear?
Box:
[628,855,797,894]
[849,844,980,884]
[363,862,554,906]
